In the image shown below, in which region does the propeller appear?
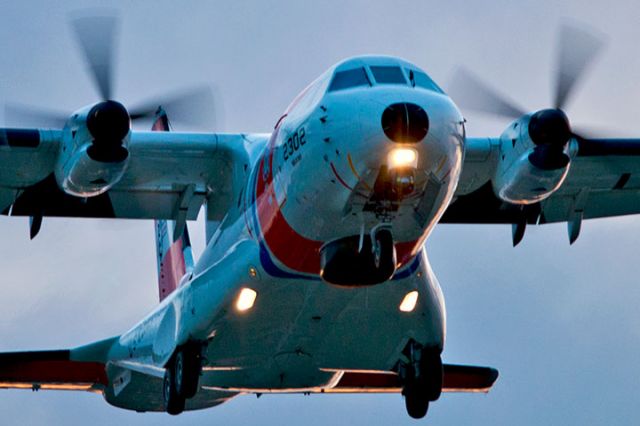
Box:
[448,22,606,127]
[5,11,217,130]
[448,22,606,245]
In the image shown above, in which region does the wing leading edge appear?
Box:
[0,129,266,223]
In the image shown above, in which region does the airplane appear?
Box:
[0,15,632,420]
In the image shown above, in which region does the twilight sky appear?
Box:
[0,1,639,425]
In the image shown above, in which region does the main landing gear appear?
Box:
[399,343,443,419]
[163,342,203,415]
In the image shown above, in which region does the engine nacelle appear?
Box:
[55,101,131,197]
[493,110,577,205]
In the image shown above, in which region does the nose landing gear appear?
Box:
[399,342,443,419]
[370,224,395,271]
[320,225,397,286]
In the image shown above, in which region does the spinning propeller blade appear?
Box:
[129,86,218,130]
[4,12,218,130]
[449,22,606,125]
[448,68,526,119]
[4,103,68,129]
[553,23,606,110]
[70,13,119,101]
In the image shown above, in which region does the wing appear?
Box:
[0,129,267,222]
[444,137,640,226]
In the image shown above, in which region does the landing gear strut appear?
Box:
[163,342,203,415]
[400,344,443,419]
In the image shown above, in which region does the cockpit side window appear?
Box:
[370,66,407,85]
[407,69,445,94]
[328,67,371,92]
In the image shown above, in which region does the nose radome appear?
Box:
[381,103,429,143]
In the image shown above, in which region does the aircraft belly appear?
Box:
[201,250,444,391]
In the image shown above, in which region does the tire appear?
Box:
[404,382,429,419]
[373,229,396,278]
[173,346,201,399]
[423,352,443,402]
[180,345,201,399]
[163,368,185,415]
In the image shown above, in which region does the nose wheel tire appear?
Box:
[372,228,396,274]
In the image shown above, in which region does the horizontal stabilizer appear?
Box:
[324,364,498,394]
[0,342,238,413]
[0,350,107,391]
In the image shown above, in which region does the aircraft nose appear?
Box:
[381,102,429,143]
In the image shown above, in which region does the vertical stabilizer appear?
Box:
[152,108,194,301]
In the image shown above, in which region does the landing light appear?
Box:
[388,148,418,170]
[236,288,257,312]
[399,290,419,312]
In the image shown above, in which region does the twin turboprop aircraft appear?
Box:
[0,16,636,420]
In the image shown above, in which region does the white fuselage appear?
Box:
[106,56,464,400]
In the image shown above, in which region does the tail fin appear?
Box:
[152,108,194,301]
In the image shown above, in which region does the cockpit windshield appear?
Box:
[406,69,444,94]
[328,67,371,92]
[370,66,407,85]
[325,58,446,95]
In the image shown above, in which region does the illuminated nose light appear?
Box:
[399,290,419,312]
[388,148,418,170]
[236,288,257,312]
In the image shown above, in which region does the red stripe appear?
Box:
[158,240,186,301]
[257,153,323,273]
[255,126,421,275]
[330,162,353,190]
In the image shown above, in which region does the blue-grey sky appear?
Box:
[1,1,639,424]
